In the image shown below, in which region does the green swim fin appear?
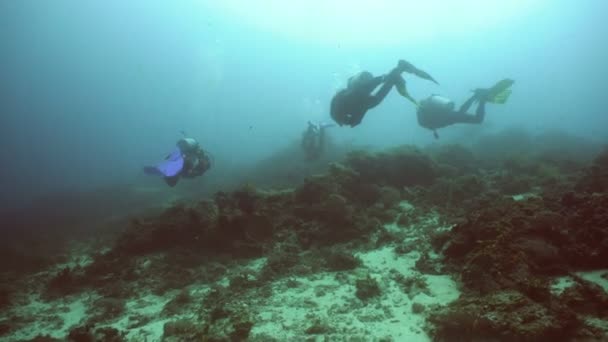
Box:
[486,78,514,104]
[395,76,418,106]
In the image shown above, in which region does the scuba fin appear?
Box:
[489,88,512,104]
[413,68,439,85]
[395,76,419,106]
[398,60,439,85]
[480,78,514,104]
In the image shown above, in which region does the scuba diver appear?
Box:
[301,120,335,161]
[144,133,212,187]
[415,79,515,139]
[330,59,438,127]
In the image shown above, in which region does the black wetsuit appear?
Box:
[330,67,403,127]
[417,94,486,138]
[301,124,325,161]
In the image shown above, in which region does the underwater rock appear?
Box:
[411,302,426,314]
[392,272,431,299]
[162,289,193,316]
[345,146,437,188]
[25,336,61,342]
[162,319,205,341]
[202,304,254,341]
[67,324,125,342]
[305,319,334,335]
[558,279,608,318]
[355,275,381,301]
[322,248,362,271]
[260,239,301,280]
[415,252,443,275]
[429,144,478,175]
[0,287,10,311]
[87,297,125,325]
[44,266,84,300]
[576,147,608,193]
[427,291,587,341]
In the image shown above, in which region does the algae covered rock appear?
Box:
[355,275,381,301]
[427,291,588,342]
[345,146,437,188]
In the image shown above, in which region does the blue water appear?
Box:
[1,0,607,210]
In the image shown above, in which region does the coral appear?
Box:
[44,267,84,300]
[392,273,431,299]
[87,297,126,325]
[260,240,301,280]
[67,325,95,342]
[162,289,192,316]
[429,144,478,175]
[377,186,401,209]
[26,336,61,342]
[345,146,437,188]
[0,287,10,311]
[93,328,124,342]
[558,279,608,317]
[576,147,608,193]
[162,319,205,341]
[228,272,260,293]
[355,275,381,301]
[427,291,589,341]
[415,252,443,275]
[305,319,334,334]
[203,306,254,341]
[0,322,10,336]
[323,248,361,271]
[411,302,426,314]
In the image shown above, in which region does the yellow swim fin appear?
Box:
[486,78,514,104]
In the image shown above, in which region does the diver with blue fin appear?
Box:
[411,79,514,139]
[330,59,438,127]
[144,132,212,187]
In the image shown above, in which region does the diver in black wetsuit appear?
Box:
[301,121,335,161]
[330,60,438,127]
[416,79,514,139]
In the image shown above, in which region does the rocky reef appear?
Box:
[1,137,607,341]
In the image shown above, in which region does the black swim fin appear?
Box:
[395,76,418,106]
[413,68,439,85]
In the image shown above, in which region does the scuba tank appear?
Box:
[177,137,200,153]
[347,71,374,91]
[421,95,455,112]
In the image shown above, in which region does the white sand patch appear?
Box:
[512,192,540,201]
[585,317,608,334]
[7,294,90,340]
[576,270,608,293]
[251,245,459,341]
[550,276,576,295]
[108,294,171,339]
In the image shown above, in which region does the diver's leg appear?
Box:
[457,94,478,114]
[452,100,486,124]
[368,72,402,108]
[319,129,325,155]
[473,99,486,123]
[366,76,390,108]
[164,176,179,187]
